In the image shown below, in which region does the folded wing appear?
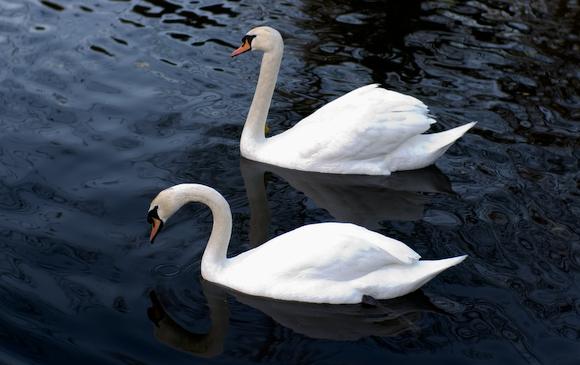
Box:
[271,84,436,164]
[228,223,421,282]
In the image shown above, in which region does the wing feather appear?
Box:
[269,84,435,165]
[228,223,421,282]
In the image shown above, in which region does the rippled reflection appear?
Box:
[150,279,446,349]
[148,282,228,358]
[241,158,452,244]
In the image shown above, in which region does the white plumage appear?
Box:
[148,184,467,304]
[233,26,476,175]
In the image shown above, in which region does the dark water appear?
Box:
[1,0,579,364]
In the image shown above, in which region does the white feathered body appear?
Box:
[243,84,475,175]
[211,222,466,304]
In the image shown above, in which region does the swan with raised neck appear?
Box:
[231,26,476,175]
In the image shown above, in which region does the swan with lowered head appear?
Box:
[231,26,476,176]
[147,183,467,304]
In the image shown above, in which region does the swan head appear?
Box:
[231,26,283,57]
[147,184,229,243]
[147,185,190,243]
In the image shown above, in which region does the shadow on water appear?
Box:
[0,0,579,364]
[241,157,452,244]
[148,277,447,355]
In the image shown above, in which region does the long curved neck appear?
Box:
[199,187,232,279]
[240,44,283,156]
[171,185,232,279]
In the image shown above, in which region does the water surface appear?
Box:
[0,0,578,364]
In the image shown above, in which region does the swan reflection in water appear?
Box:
[241,157,453,245]
[148,280,228,358]
[148,279,446,357]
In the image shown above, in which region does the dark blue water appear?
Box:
[1,0,578,364]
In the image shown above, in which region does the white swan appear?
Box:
[147,183,467,304]
[231,26,476,175]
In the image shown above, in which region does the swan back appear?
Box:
[224,222,421,284]
[259,84,437,174]
[221,221,465,304]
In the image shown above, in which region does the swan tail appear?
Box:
[358,255,467,300]
[387,122,476,171]
[406,255,468,288]
[427,121,477,152]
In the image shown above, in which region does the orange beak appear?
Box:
[150,217,162,243]
[231,39,252,57]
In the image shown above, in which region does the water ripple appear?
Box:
[0,0,578,364]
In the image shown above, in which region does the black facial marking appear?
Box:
[241,34,256,47]
[148,206,164,243]
[147,206,160,224]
